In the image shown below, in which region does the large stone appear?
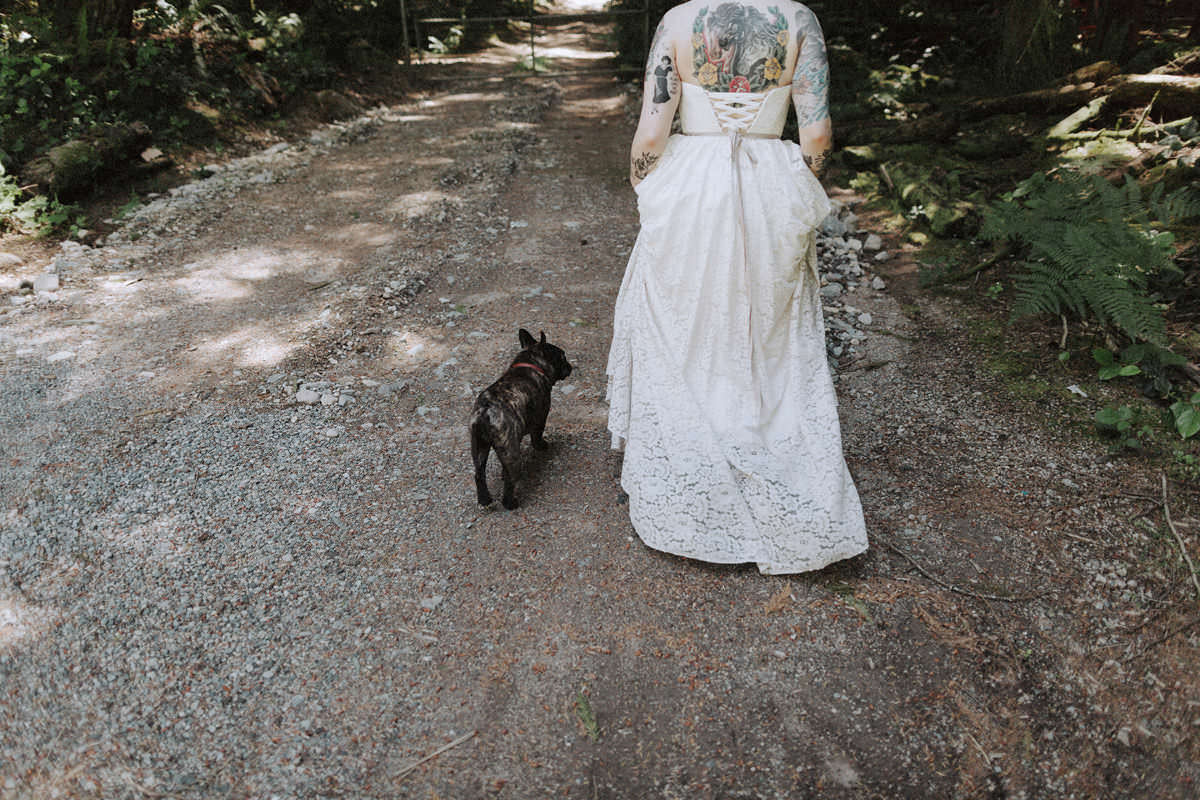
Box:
[33,274,59,293]
[0,253,23,269]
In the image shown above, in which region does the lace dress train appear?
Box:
[606,83,868,574]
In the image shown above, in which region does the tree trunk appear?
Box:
[96,0,138,39]
[1090,0,1145,60]
[46,0,138,43]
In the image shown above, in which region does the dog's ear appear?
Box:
[539,331,546,344]
[519,328,536,348]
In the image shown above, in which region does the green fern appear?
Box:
[981,171,1196,344]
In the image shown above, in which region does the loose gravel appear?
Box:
[1,67,1197,799]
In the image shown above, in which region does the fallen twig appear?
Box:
[1062,531,1099,546]
[125,775,182,799]
[882,541,1048,602]
[964,731,991,765]
[1162,474,1200,607]
[396,731,476,781]
[1128,614,1200,660]
[1129,90,1160,140]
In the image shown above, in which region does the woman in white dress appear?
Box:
[606,0,868,574]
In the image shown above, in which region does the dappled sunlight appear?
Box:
[196,325,301,370]
[172,273,253,303]
[409,156,458,168]
[0,595,49,652]
[563,93,625,118]
[384,189,462,219]
[99,513,193,560]
[386,329,453,368]
[536,44,613,62]
[324,222,400,247]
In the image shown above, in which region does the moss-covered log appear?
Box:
[1107,75,1200,118]
[23,122,152,197]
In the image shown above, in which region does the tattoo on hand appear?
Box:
[632,152,660,181]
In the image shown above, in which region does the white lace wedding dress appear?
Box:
[606,82,868,574]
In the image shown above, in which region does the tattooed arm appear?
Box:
[630,15,682,188]
[791,5,833,179]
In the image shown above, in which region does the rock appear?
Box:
[871,276,887,290]
[376,379,408,396]
[295,389,321,404]
[820,283,845,299]
[857,312,873,326]
[47,350,75,363]
[820,214,849,237]
[33,274,59,293]
[0,253,23,268]
[864,233,883,251]
[322,426,344,438]
[266,373,286,384]
[874,251,892,262]
[320,392,336,406]
[314,90,361,123]
[420,595,444,611]
[846,238,863,252]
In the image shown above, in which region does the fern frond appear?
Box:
[985,168,1188,342]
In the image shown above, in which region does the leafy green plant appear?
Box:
[1,170,82,236]
[1093,346,1142,380]
[981,171,1200,344]
[1093,343,1187,396]
[1170,392,1200,440]
[1094,404,1154,451]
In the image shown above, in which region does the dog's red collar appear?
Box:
[511,361,547,377]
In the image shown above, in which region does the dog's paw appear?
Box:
[532,437,550,451]
[502,496,520,510]
[476,491,494,506]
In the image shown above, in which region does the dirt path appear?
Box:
[2,18,1197,800]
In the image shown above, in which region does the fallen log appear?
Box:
[1047,96,1109,140]
[966,83,1107,119]
[1052,116,1196,142]
[839,112,959,146]
[969,70,1200,122]
[1108,74,1200,118]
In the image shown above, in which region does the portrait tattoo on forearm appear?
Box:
[632,151,660,181]
[791,7,830,126]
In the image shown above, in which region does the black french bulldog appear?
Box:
[470,329,573,510]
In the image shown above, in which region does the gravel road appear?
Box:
[2,70,1196,799]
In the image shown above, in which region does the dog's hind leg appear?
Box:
[471,430,493,506]
[495,443,522,510]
